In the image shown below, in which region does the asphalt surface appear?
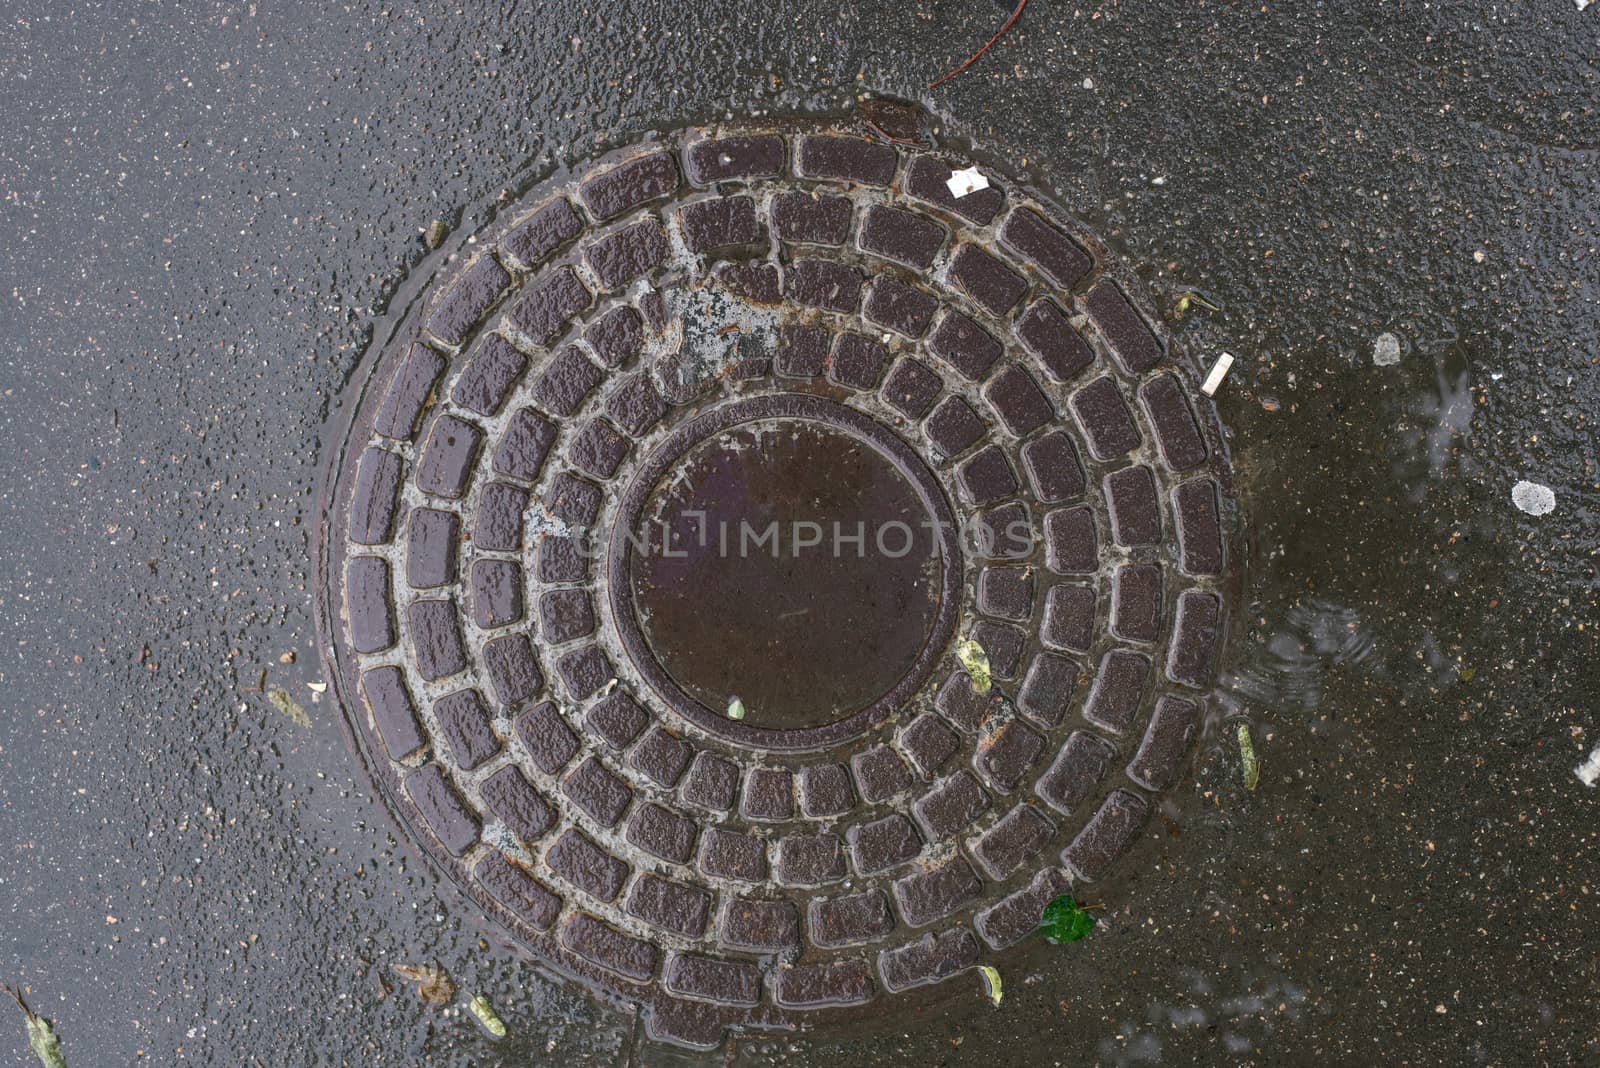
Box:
[2,2,1597,1065]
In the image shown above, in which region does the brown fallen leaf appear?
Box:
[393,962,456,1005]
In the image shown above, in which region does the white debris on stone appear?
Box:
[1576,745,1600,787]
[1201,352,1235,396]
[1082,77,1095,90]
[1578,0,1593,12]
[1372,332,1402,366]
[946,166,990,199]
[1511,480,1557,516]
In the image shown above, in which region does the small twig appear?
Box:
[928,0,1030,89]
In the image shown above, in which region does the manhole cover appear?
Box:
[316,110,1236,1048]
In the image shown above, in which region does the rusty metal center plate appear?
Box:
[316,114,1236,1048]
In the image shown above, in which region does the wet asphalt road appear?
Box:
[2,1,1597,1064]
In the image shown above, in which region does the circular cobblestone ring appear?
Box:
[316,115,1237,1048]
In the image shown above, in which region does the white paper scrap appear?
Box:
[946,166,990,199]
[1201,352,1235,396]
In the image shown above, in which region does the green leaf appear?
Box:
[977,964,1003,1008]
[267,686,310,728]
[956,639,992,694]
[467,993,507,1038]
[1238,723,1260,791]
[1038,894,1095,944]
[726,696,746,721]
[4,985,67,1068]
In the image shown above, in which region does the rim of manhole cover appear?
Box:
[314,105,1240,1049]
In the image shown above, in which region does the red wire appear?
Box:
[928,0,1031,89]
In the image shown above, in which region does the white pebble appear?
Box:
[1511,480,1556,516]
[1372,332,1401,366]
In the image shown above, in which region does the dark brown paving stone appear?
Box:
[628,873,712,938]
[585,305,644,368]
[585,218,669,290]
[880,357,942,418]
[784,258,863,314]
[509,265,591,344]
[1128,694,1201,790]
[375,345,446,441]
[798,764,855,818]
[851,744,914,804]
[481,632,543,706]
[500,197,582,269]
[471,559,523,629]
[408,599,467,680]
[678,195,759,253]
[720,898,800,952]
[775,959,874,1009]
[865,277,939,339]
[478,764,556,845]
[405,765,480,856]
[1139,372,1208,470]
[681,752,740,814]
[777,832,847,886]
[475,852,563,930]
[1035,730,1117,816]
[1173,479,1226,575]
[975,868,1073,949]
[580,150,680,220]
[977,566,1034,621]
[586,691,649,749]
[1167,590,1223,689]
[433,688,500,770]
[346,557,394,654]
[531,346,604,418]
[406,507,460,589]
[361,666,425,762]
[664,954,762,1007]
[1015,298,1094,383]
[913,771,990,842]
[1043,506,1099,574]
[900,714,961,778]
[878,928,980,993]
[427,253,511,348]
[828,331,889,390]
[685,135,784,184]
[562,755,633,827]
[1110,563,1162,642]
[810,890,895,948]
[1082,649,1151,735]
[1017,651,1083,729]
[771,190,852,245]
[928,309,1002,381]
[1000,207,1093,289]
[492,407,557,482]
[983,364,1054,436]
[629,727,692,788]
[741,767,795,823]
[971,804,1055,880]
[893,854,983,927]
[699,828,769,883]
[905,154,1003,223]
[859,204,946,269]
[627,802,699,865]
[349,448,403,546]
[515,701,578,774]
[948,244,1027,317]
[1062,789,1148,881]
[775,322,830,378]
[1040,585,1095,654]
[924,395,986,460]
[452,334,527,416]
[1104,465,1162,547]
[539,588,596,644]
[563,913,659,980]
[1069,375,1141,460]
[547,829,630,902]
[973,719,1047,793]
[847,813,923,875]
[1083,278,1162,374]
[795,134,897,186]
